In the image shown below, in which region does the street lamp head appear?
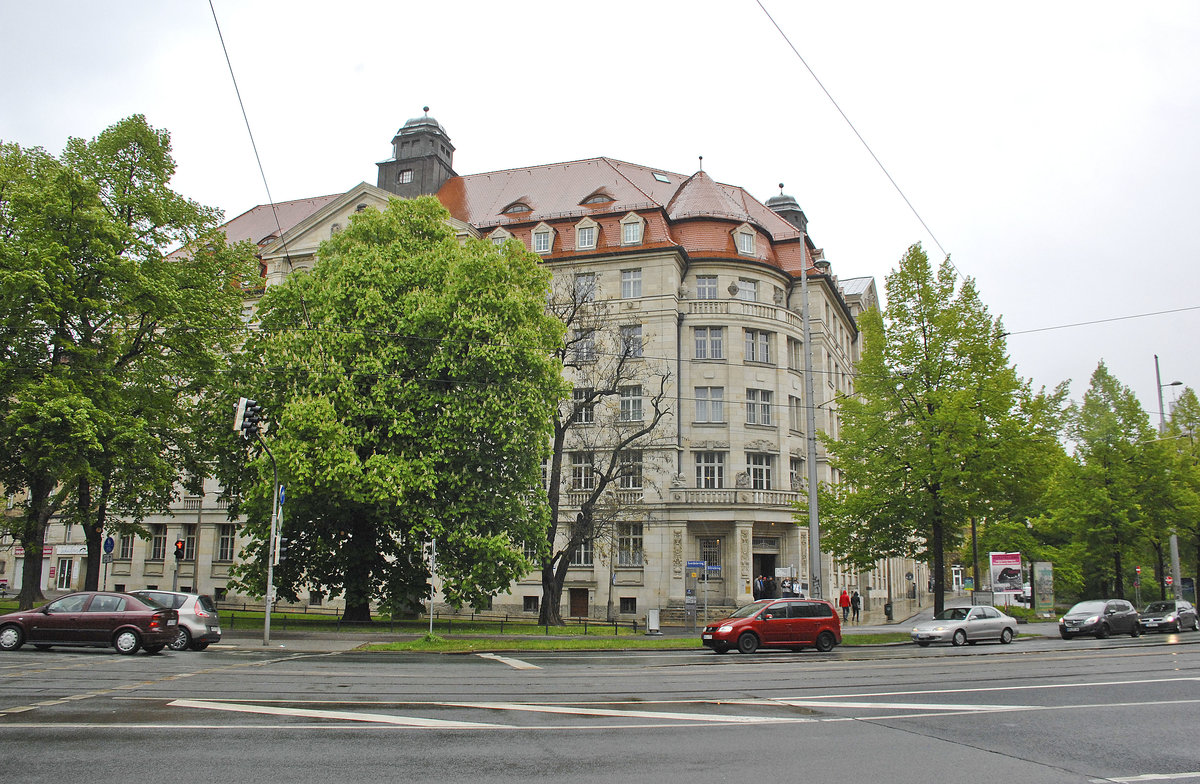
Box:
[1165,380,1183,388]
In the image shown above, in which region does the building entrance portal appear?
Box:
[752,554,778,599]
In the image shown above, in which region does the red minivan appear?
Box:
[702,598,842,654]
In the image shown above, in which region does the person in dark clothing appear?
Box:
[850,591,861,623]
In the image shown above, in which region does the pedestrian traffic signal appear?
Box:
[174,540,185,560]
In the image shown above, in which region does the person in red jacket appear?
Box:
[839,589,850,621]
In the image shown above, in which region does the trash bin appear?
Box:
[884,602,893,621]
[645,608,663,636]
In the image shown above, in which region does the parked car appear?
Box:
[0,591,179,654]
[1059,599,1141,639]
[911,605,1018,647]
[131,590,222,651]
[702,598,841,654]
[1138,599,1199,633]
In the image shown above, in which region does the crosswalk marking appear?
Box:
[169,699,502,728]
[475,653,541,670]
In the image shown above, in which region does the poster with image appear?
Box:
[989,551,1023,593]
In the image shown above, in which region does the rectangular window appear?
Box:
[696,275,719,300]
[789,395,803,432]
[183,524,197,561]
[118,534,134,560]
[620,324,643,358]
[619,385,643,421]
[398,169,413,184]
[694,326,724,360]
[695,387,725,423]
[695,452,725,489]
[150,524,166,561]
[523,596,540,612]
[737,279,757,301]
[736,231,755,255]
[622,221,643,245]
[217,524,236,562]
[621,268,642,298]
[534,231,551,253]
[788,337,803,371]
[619,450,643,489]
[572,387,595,424]
[746,388,773,426]
[790,457,803,490]
[699,537,722,569]
[577,225,596,249]
[574,272,596,302]
[748,453,774,490]
[572,328,596,363]
[618,523,644,567]
[570,540,594,566]
[571,452,596,491]
[619,597,637,614]
[745,329,771,363]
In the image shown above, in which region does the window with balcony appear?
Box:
[571,452,596,491]
[748,453,774,490]
[619,450,643,490]
[696,275,719,300]
[695,326,724,360]
[736,279,758,301]
[695,452,725,488]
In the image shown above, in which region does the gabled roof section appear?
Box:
[218,194,342,247]
[258,182,393,259]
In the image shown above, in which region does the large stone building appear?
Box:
[2,112,929,621]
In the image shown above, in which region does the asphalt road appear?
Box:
[1,631,1198,784]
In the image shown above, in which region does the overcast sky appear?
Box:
[3,1,1198,421]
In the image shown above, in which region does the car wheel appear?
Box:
[737,632,759,655]
[143,644,165,655]
[1000,627,1014,644]
[0,624,24,651]
[113,629,141,655]
[967,640,977,646]
[916,641,931,647]
[1095,624,1110,640]
[168,627,191,652]
[814,631,836,653]
[1191,617,1199,632]
[189,641,210,651]
[1130,624,1141,638]
[952,629,967,646]
[1060,632,1073,640]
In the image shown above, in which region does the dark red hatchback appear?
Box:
[0,591,179,655]
[702,598,842,654]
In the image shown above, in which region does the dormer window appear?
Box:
[582,192,614,205]
[620,212,645,246]
[488,227,513,247]
[531,222,555,254]
[503,202,532,215]
[733,224,756,256]
[575,217,599,250]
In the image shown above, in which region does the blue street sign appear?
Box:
[279,485,285,506]
[686,560,705,568]
[103,536,115,554]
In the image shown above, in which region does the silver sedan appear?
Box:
[911,605,1018,647]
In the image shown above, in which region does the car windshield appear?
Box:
[1143,602,1175,614]
[932,608,969,621]
[1068,601,1107,614]
[132,593,169,609]
[726,601,770,619]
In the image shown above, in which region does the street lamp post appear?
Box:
[1154,354,1184,601]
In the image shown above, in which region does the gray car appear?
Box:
[911,605,1018,647]
[1139,599,1198,633]
[131,590,221,651]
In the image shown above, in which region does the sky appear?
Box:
[3,1,1199,421]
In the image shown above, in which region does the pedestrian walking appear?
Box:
[839,589,850,621]
[851,591,861,623]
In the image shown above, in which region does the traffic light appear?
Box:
[273,535,288,566]
[240,399,264,439]
[174,540,185,560]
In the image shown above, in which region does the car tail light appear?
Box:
[195,606,209,618]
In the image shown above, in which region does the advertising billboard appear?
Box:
[989,551,1023,593]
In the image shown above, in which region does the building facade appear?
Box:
[3,113,928,621]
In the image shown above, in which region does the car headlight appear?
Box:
[718,625,733,633]
[1166,614,1178,622]
[1085,615,1099,625]
[1058,616,1065,624]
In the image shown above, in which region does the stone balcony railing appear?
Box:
[667,488,800,507]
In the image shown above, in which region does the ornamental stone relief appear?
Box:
[672,529,683,575]
[745,439,777,452]
[740,529,751,574]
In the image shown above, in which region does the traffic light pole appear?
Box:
[258,435,279,647]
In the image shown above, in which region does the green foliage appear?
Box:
[0,117,256,605]
[224,197,567,619]
[815,244,1066,612]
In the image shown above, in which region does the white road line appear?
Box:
[1090,774,1200,782]
[444,701,786,724]
[771,699,1033,712]
[475,653,541,670]
[169,698,501,728]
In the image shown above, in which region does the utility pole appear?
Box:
[801,250,822,601]
[1155,355,1184,601]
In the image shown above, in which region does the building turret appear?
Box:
[376,107,456,198]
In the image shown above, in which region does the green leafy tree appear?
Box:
[0,117,255,608]
[223,197,566,622]
[816,244,1061,615]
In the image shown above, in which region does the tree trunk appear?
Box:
[538,559,564,626]
[930,486,945,616]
